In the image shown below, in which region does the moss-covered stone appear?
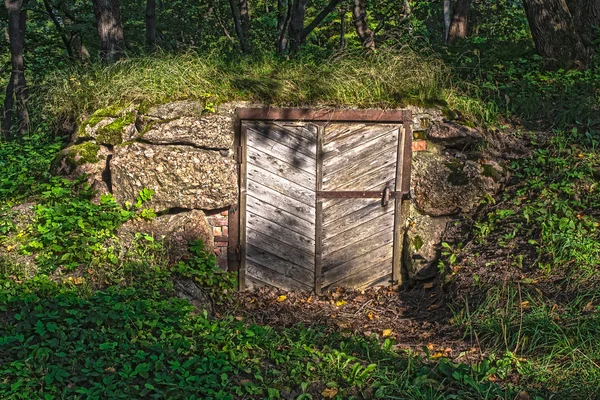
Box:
[445,160,469,186]
[68,142,101,166]
[413,235,424,251]
[482,163,502,182]
[77,116,105,137]
[91,105,128,118]
[441,107,457,121]
[95,114,135,146]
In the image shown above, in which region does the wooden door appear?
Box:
[320,124,402,291]
[238,111,411,292]
[241,121,318,290]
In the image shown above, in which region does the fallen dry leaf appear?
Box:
[382,329,393,337]
[427,304,440,311]
[423,282,434,289]
[276,295,287,302]
[335,300,347,307]
[235,316,243,321]
[583,301,594,312]
[367,312,375,320]
[431,352,444,358]
[321,387,338,398]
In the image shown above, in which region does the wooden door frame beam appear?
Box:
[236,107,411,123]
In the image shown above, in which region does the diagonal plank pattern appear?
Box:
[244,122,318,290]
[321,124,399,291]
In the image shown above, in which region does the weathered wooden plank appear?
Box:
[269,121,320,141]
[239,125,248,289]
[246,261,312,291]
[247,195,315,237]
[247,244,313,286]
[247,163,316,207]
[324,254,393,289]
[247,211,315,253]
[323,150,396,191]
[323,200,393,240]
[392,125,407,285]
[322,211,394,256]
[247,129,315,173]
[247,145,316,190]
[355,272,393,291]
[322,229,393,272]
[332,163,396,192]
[247,228,314,268]
[246,122,316,159]
[324,124,398,155]
[246,276,277,290]
[247,180,315,222]
[323,128,398,173]
[315,126,324,294]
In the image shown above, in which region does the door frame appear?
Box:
[229,108,413,292]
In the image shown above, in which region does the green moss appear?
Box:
[77,116,105,137]
[482,164,502,182]
[413,235,424,252]
[445,160,469,186]
[413,130,428,140]
[91,105,127,118]
[95,114,135,145]
[441,107,457,121]
[68,142,101,166]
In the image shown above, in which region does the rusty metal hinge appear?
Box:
[236,145,243,164]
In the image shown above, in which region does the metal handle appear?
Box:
[381,183,391,207]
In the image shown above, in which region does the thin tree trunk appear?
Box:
[522,0,589,69]
[287,0,342,54]
[443,0,451,41]
[239,0,250,49]
[276,0,289,54]
[42,0,73,57]
[145,0,156,50]
[339,5,345,50]
[3,0,29,139]
[447,0,470,43]
[91,0,125,61]
[352,0,375,50]
[228,0,250,52]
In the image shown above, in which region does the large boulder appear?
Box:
[427,121,482,149]
[118,209,214,263]
[51,142,112,198]
[411,152,503,217]
[111,142,237,212]
[403,204,451,281]
[141,116,233,149]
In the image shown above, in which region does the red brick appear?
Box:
[220,210,229,216]
[212,217,228,227]
[412,140,427,152]
[214,248,222,256]
[215,241,228,247]
[213,226,222,236]
[222,226,229,236]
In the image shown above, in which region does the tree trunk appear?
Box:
[228,0,250,52]
[145,0,156,50]
[339,5,346,50]
[522,0,589,69]
[276,0,289,54]
[3,0,29,139]
[91,0,125,61]
[288,0,307,53]
[239,0,250,49]
[447,0,470,43]
[566,0,600,50]
[352,0,375,50]
[443,0,451,41]
[43,0,74,57]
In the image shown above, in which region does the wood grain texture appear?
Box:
[247,180,315,222]
[323,200,393,239]
[247,211,315,254]
[322,210,394,256]
[324,256,393,290]
[247,228,315,267]
[247,195,315,237]
[246,261,312,291]
[247,244,313,286]
[248,145,316,190]
[247,128,316,173]
[246,122,317,158]
[247,163,315,207]
[323,244,393,287]
[322,229,393,272]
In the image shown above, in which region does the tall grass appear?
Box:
[37,48,448,121]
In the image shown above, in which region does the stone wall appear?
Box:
[55,101,513,282]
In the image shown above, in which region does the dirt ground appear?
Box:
[232,280,485,364]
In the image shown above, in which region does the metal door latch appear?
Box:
[381,183,391,207]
